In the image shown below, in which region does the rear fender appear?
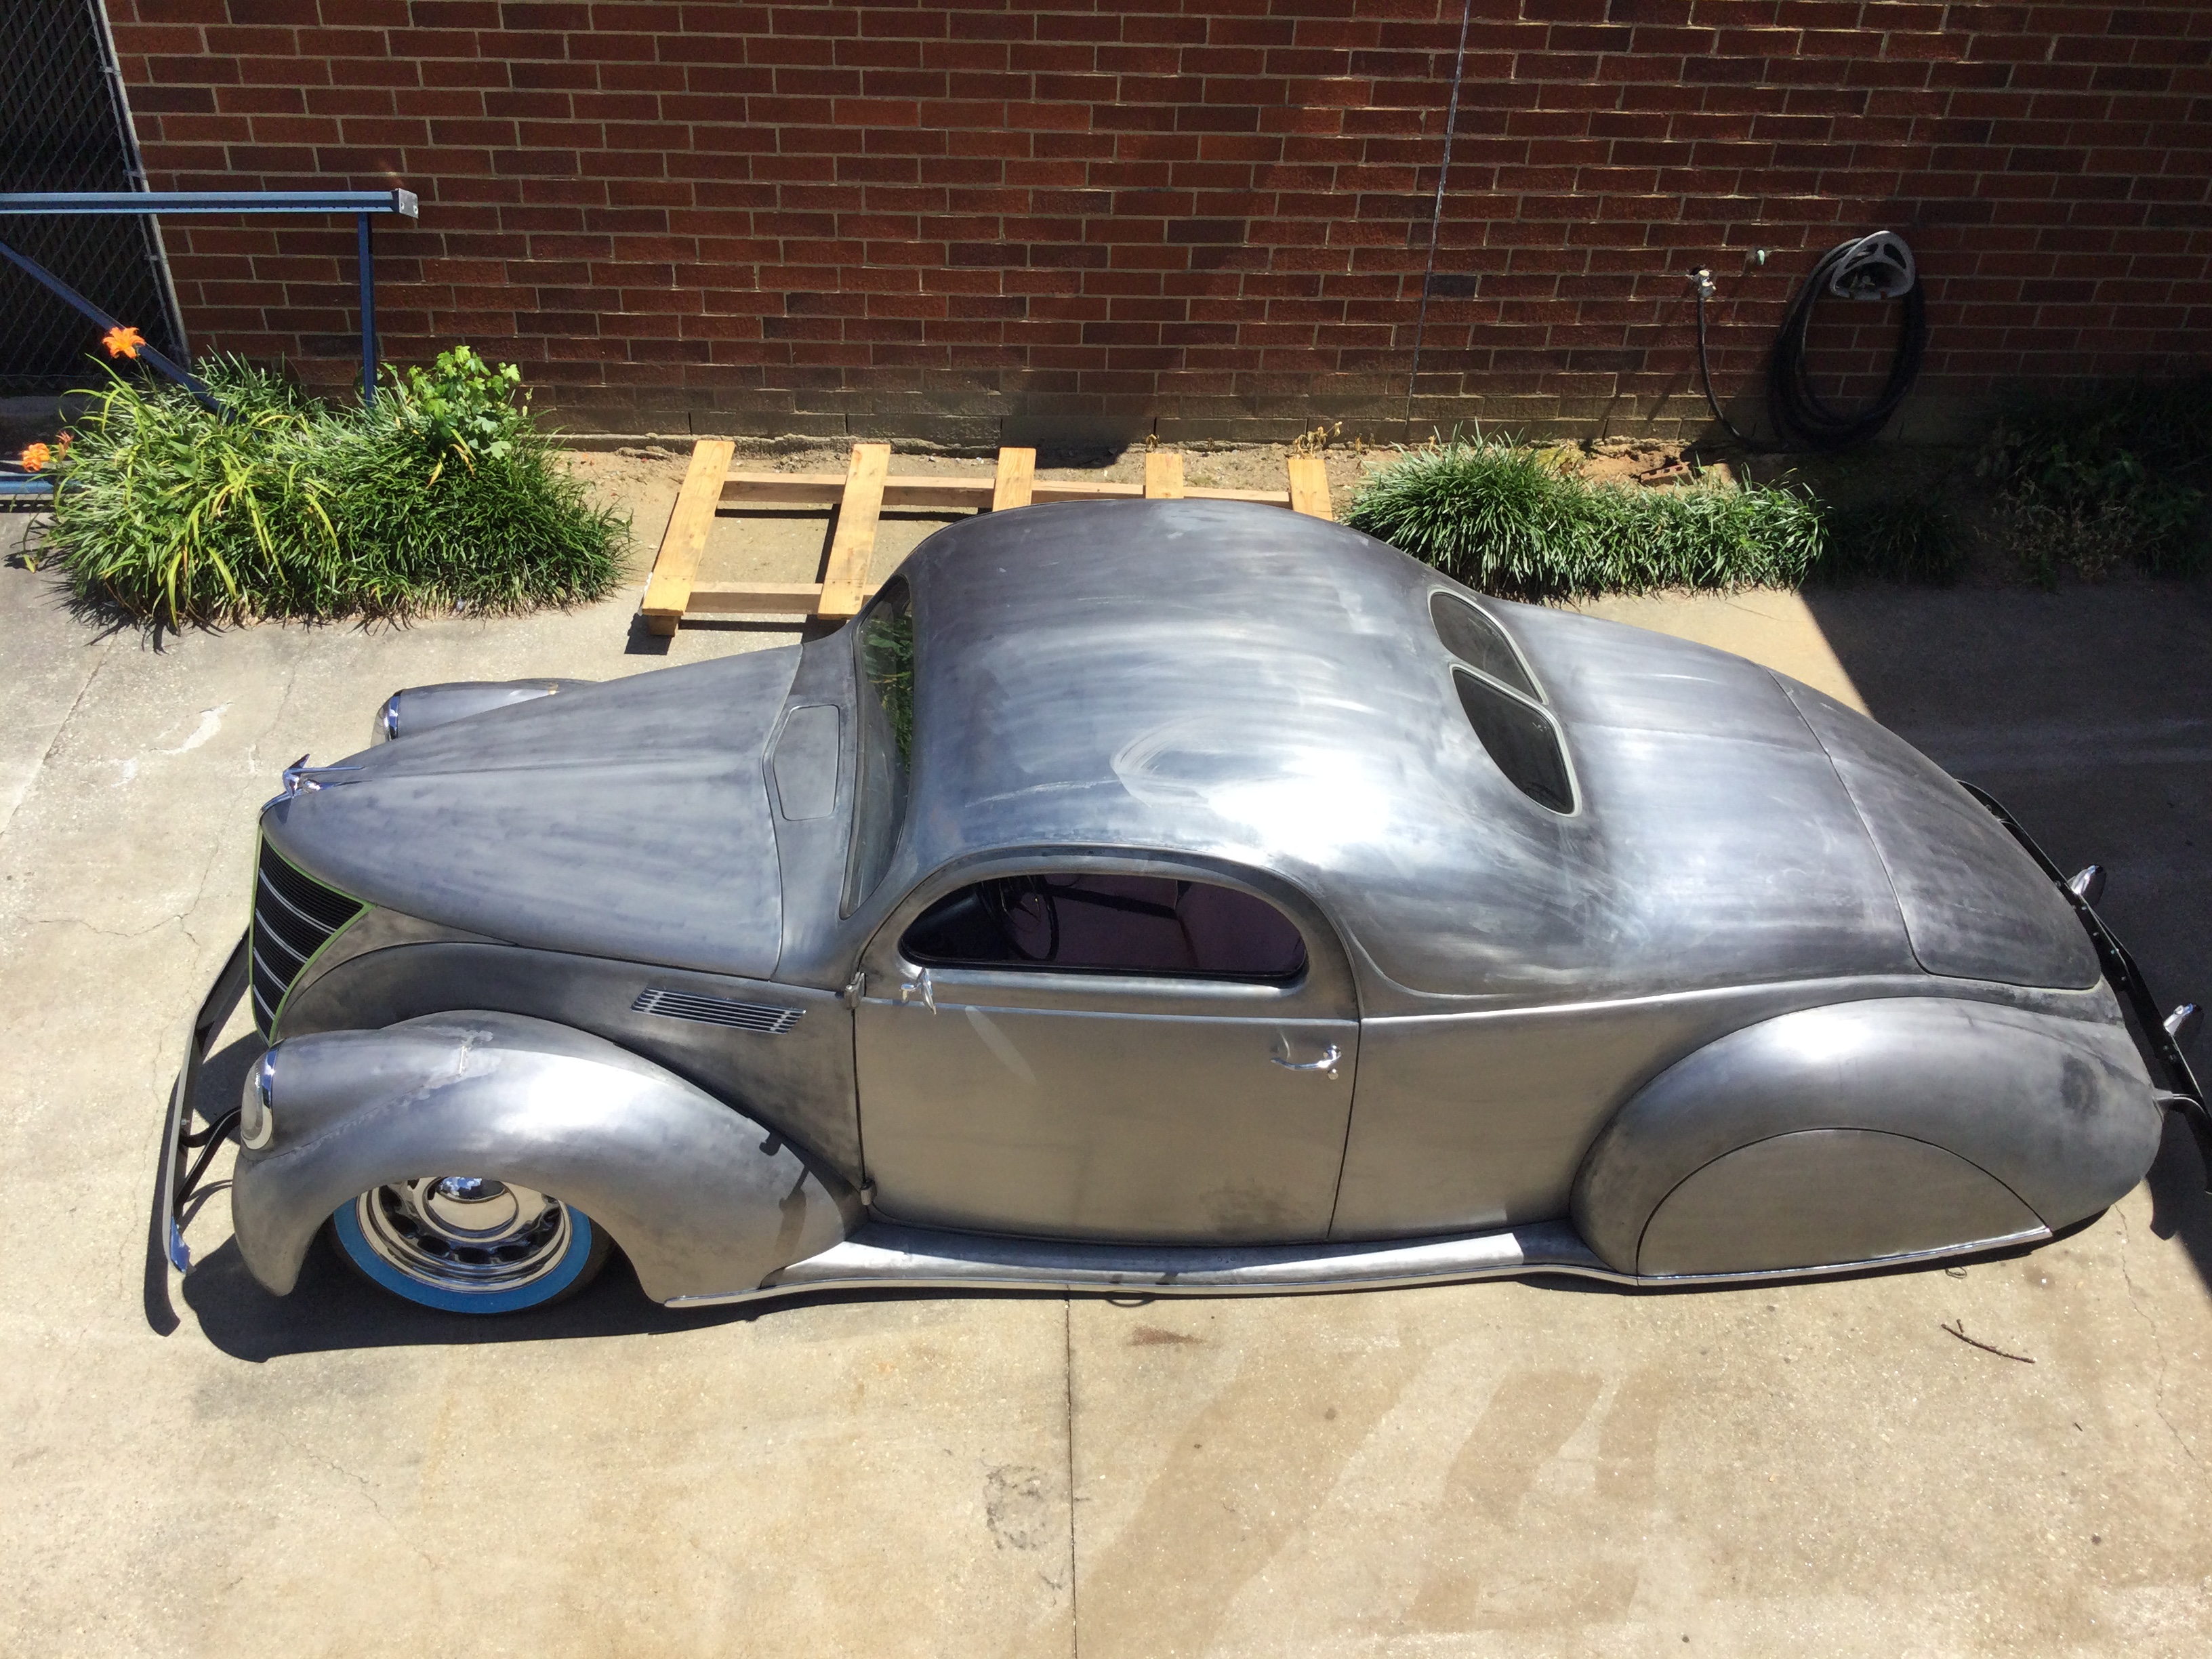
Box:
[230,1012,860,1303]
[1571,998,2162,1277]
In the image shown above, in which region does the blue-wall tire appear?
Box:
[329,1196,611,1314]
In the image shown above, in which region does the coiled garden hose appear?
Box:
[1694,232,1929,453]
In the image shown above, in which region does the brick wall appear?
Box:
[105,1,2212,443]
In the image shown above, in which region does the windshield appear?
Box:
[843,577,914,914]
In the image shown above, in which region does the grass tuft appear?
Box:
[32,348,628,628]
[1977,377,2211,585]
[1345,436,1828,600]
[1818,496,1964,586]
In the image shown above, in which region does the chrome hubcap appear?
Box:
[354,1177,573,1295]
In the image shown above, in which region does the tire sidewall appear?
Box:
[329,1196,609,1314]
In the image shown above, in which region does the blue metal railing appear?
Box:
[1,188,419,500]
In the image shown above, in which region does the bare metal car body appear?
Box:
[162,500,2207,1310]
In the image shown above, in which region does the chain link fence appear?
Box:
[1,0,187,395]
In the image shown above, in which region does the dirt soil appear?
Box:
[563,434,2093,597]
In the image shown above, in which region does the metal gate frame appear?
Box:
[0,188,419,501]
[0,0,188,390]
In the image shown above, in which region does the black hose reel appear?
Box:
[1693,231,1928,453]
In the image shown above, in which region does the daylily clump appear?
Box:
[33,342,626,627]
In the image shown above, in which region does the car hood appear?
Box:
[263,646,802,980]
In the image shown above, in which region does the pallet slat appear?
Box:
[992,447,1036,510]
[682,582,872,615]
[720,472,996,508]
[1287,454,1333,520]
[640,438,738,636]
[1143,451,1185,499]
[710,472,1288,511]
[817,443,890,619]
[641,440,1307,632]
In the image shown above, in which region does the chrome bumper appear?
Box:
[159,928,251,1273]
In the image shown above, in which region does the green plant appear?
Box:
[1817,497,1964,586]
[395,344,528,462]
[33,352,626,627]
[1977,379,2211,584]
[1343,435,1828,599]
[861,603,916,765]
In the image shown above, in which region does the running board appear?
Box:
[667,1220,1620,1307]
[661,1218,2053,1309]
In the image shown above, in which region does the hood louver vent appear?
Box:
[251,839,365,1036]
[631,987,802,1034]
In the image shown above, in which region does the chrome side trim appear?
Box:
[1634,1225,2050,1287]
[659,1218,2053,1307]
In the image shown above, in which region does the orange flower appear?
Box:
[102,324,145,359]
[19,442,52,472]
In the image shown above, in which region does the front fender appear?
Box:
[230,1012,861,1303]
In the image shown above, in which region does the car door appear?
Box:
[853,856,1360,1243]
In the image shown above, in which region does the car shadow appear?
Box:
[178,1236,1062,1360]
[2146,1111,2212,1279]
[1797,575,2212,1290]
[178,1235,741,1358]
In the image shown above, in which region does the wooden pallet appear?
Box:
[640,442,1336,634]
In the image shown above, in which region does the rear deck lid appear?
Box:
[1782,681,2097,989]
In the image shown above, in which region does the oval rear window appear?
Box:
[1431,592,1539,701]
[1453,669,1575,813]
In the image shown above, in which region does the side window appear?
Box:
[902,874,1308,981]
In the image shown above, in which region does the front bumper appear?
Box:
[1963,783,2210,1190]
[159,928,251,1273]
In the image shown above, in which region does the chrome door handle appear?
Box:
[1271,1042,1340,1079]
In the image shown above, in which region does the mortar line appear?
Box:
[1064,1292,1078,1659]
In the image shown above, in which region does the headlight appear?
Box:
[370,692,403,745]
[241,1048,278,1150]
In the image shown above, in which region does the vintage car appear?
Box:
[161,499,2207,1315]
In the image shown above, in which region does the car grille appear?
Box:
[631,987,803,1033]
[251,838,365,1036]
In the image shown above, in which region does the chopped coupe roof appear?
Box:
[888,499,1923,1004]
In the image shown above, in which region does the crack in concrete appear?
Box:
[311,1449,436,1572]
[0,623,117,846]
[244,659,306,779]
[2116,1207,2203,1468]
[1063,1294,1079,1659]
[23,914,189,941]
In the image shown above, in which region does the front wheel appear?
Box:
[329,1177,611,1313]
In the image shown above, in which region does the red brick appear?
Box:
[95,0,2211,426]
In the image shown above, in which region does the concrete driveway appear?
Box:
[3,509,2209,1658]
